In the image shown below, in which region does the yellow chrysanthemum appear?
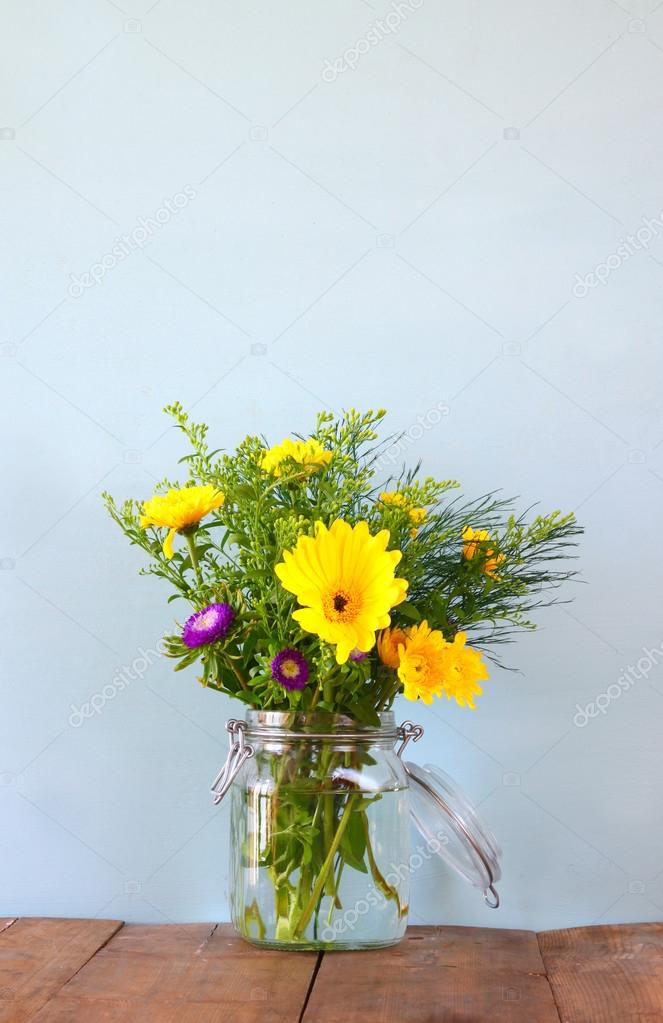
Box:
[261,438,331,477]
[396,622,488,709]
[275,519,408,664]
[377,626,408,669]
[140,485,224,559]
[438,631,489,710]
[462,525,505,580]
[397,621,448,705]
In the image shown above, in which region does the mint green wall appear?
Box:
[2,0,662,928]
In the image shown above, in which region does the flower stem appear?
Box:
[363,812,403,913]
[227,659,249,691]
[292,791,357,938]
[185,532,202,586]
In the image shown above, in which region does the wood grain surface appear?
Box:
[0,917,122,1023]
[302,925,560,1022]
[1,918,662,1022]
[539,922,663,1022]
[28,923,318,1023]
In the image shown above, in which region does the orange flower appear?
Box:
[462,525,504,580]
[377,627,408,669]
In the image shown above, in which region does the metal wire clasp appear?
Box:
[210,719,254,805]
[395,720,424,758]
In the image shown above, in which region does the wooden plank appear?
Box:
[302,925,561,1022]
[538,922,663,1022]
[0,917,123,1023]
[32,923,318,1023]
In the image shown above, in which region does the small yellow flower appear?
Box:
[408,507,427,526]
[462,525,505,580]
[275,519,408,664]
[438,631,489,709]
[377,626,408,669]
[380,492,427,529]
[379,491,408,509]
[140,485,224,559]
[261,438,331,477]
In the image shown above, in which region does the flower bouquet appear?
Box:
[104,406,580,948]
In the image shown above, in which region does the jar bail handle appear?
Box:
[395,720,424,758]
[210,719,254,805]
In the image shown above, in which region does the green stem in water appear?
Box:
[293,792,358,938]
[243,898,267,940]
[362,813,404,913]
[326,856,345,924]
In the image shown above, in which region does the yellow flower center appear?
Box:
[194,610,217,631]
[280,658,301,679]
[403,652,430,682]
[324,587,360,623]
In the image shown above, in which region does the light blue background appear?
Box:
[2,0,663,930]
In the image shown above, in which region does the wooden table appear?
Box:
[0,918,661,1021]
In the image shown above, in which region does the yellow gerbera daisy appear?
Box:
[397,621,447,705]
[462,525,505,580]
[261,438,331,477]
[275,519,408,664]
[438,631,489,709]
[377,626,408,669]
[140,484,224,559]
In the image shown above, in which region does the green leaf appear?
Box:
[172,648,202,671]
[346,807,367,861]
[351,699,381,728]
[340,811,368,874]
[398,602,421,622]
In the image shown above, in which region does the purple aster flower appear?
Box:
[349,648,368,662]
[182,603,235,649]
[271,648,310,691]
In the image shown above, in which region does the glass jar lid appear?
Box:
[403,760,502,908]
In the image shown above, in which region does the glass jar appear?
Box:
[212,710,502,951]
[226,711,410,950]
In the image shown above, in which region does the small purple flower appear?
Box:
[182,603,235,649]
[349,648,368,662]
[271,648,310,691]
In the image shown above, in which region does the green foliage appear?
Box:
[103,405,582,712]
